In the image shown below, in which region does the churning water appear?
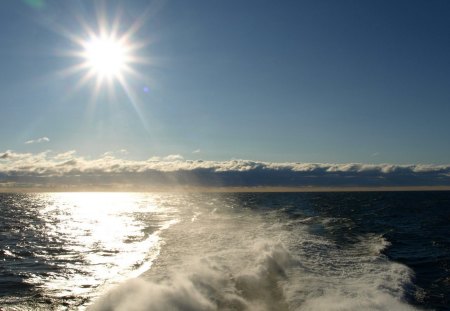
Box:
[0,191,449,310]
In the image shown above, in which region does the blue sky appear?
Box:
[1,0,449,165]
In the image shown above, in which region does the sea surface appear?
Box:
[0,191,449,310]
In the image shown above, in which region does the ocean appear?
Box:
[0,191,449,310]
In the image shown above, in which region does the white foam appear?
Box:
[89,197,422,311]
[89,242,293,311]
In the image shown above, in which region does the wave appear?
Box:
[89,242,293,311]
[88,200,421,311]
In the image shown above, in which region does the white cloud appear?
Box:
[148,154,184,162]
[192,149,201,154]
[103,149,129,157]
[25,137,50,144]
[0,150,449,189]
[54,150,77,161]
[164,154,184,161]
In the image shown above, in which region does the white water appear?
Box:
[87,193,420,311]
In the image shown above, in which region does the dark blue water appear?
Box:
[0,191,449,310]
[320,191,450,310]
[238,191,450,310]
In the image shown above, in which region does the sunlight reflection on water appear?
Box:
[27,192,178,306]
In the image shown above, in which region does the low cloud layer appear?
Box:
[1,150,450,189]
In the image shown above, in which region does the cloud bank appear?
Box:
[1,150,450,190]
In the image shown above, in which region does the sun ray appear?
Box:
[116,74,151,134]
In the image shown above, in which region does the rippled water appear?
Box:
[0,192,449,310]
[0,193,179,309]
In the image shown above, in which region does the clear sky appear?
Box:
[1,0,449,165]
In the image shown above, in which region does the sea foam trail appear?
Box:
[88,194,421,311]
[90,242,293,311]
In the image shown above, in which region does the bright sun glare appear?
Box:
[83,36,128,78]
[60,5,153,108]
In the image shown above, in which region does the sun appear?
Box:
[54,5,156,133]
[63,28,139,90]
[58,6,154,105]
[82,36,128,79]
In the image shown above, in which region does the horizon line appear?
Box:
[1,185,450,193]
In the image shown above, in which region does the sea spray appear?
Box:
[88,193,418,311]
[89,242,294,311]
